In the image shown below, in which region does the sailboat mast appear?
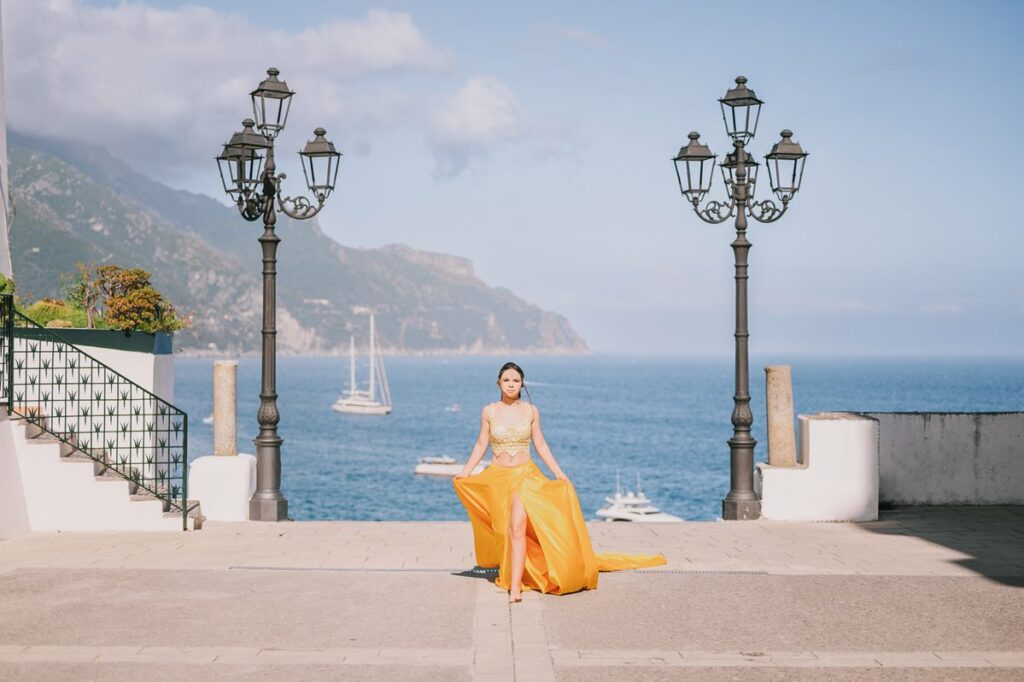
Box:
[349,335,356,394]
[369,314,376,402]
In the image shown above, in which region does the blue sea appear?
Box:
[174,356,1024,521]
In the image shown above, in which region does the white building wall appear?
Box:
[0,1,14,279]
[864,412,1024,505]
[73,343,173,402]
[0,413,184,532]
[0,340,184,536]
[0,411,30,538]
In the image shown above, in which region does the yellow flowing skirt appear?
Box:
[453,459,667,595]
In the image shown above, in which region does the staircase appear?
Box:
[0,294,201,531]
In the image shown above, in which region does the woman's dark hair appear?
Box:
[497,361,531,402]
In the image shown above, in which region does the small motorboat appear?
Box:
[444,403,462,412]
[595,472,683,523]
[202,414,214,425]
[414,455,484,478]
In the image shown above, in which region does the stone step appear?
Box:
[18,418,51,439]
[163,501,204,530]
[60,452,93,464]
[12,413,200,531]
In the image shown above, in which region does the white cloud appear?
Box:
[428,76,578,179]
[429,76,526,178]
[1,1,449,176]
[432,77,524,145]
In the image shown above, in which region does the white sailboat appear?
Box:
[331,314,393,415]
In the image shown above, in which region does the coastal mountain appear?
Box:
[6,132,588,354]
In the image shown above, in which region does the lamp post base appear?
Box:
[722,497,761,521]
[249,496,289,522]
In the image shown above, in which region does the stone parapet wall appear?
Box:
[863,412,1024,506]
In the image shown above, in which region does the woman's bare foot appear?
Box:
[508,590,522,603]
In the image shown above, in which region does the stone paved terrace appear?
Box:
[0,506,1022,680]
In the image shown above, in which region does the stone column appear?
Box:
[765,365,797,467]
[213,361,237,456]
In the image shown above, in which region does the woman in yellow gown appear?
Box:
[453,362,666,602]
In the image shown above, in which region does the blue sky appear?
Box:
[4,0,1023,354]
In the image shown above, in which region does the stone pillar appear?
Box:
[765,365,797,467]
[188,360,254,521]
[213,361,237,456]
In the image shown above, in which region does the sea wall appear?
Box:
[863,412,1024,505]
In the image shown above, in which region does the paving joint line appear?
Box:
[228,566,769,576]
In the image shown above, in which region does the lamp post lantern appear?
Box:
[216,67,342,521]
[673,76,807,520]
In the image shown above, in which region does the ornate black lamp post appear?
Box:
[673,76,807,520]
[216,68,342,521]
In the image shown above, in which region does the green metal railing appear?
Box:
[0,294,190,529]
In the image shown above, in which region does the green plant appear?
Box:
[38,263,188,333]
[26,298,76,327]
[24,298,89,328]
[63,262,103,329]
[98,265,187,334]
[0,274,27,314]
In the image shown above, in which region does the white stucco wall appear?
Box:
[74,343,174,403]
[863,412,1024,505]
[755,412,879,521]
[0,415,183,532]
[188,454,256,521]
[1,338,183,536]
[0,412,31,538]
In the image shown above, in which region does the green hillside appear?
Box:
[6,132,588,355]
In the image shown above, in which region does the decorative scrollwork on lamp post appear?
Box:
[215,68,343,522]
[672,76,808,521]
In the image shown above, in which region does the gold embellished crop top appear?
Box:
[488,404,533,461]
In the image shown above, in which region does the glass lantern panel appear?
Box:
[676,156,714,201]
[252,94,292,138]
[721,162,758,200]
[301,153,339,198]
[217,157,236,197]
[218,149,262,197]
[770,155,782,191]
[721,102,761,143]
[748,163,759,198]
[693,158,714,194]
[767,156,805,198]
[329,153,341,189]
[236,151,264,187]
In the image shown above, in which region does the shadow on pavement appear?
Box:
[855,505,1024,588]
[451,566,498,582]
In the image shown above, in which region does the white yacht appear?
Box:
[332,314,393,415]
[596,472,683,523]
[414,455,484,478]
